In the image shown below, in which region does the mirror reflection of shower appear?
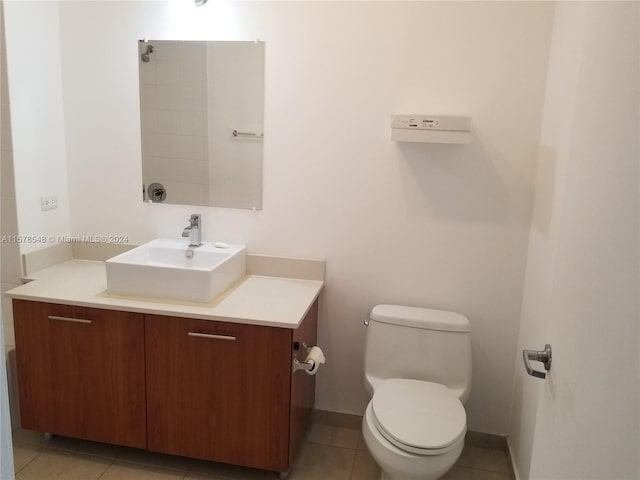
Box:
[141,43,154,63]
[138,40,265,209]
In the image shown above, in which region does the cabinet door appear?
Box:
[13,300,146,448]
[145,315,292,472]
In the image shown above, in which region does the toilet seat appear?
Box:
[371,378,466,456]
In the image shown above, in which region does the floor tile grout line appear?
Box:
[462,465,512,475]
[111,456,193,475]
[456,464,511,478]
[94,457,117,480]
[458,451,512,475]
[13,444,46,476]
[15,437,196,476]
[107,443,195,475]
[13,436,54,476]
[44,443,120,463]
[12,441,115,480]
[183,458,202,479]
[303,438,358,450]
[12,438,51,451]
[12,440,49,451]
[347,448,357,480]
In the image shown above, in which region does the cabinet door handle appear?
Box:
[48,315,92,324]
[188,332,236,341]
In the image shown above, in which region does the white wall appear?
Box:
[509,2,639,478]
[5,1,555,434]
[0,0,19,348]
[3,1,70,254]
[0,329,14,479]
[1,0,22,435]
[0,2,15,477]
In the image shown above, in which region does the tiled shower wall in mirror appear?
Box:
[140,41,210,206]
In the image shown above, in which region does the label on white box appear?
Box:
[390,115,471,132]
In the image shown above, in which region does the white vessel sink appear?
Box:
[106,239,246,303]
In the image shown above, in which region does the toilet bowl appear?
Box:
[362,304,472,480]
[362,378,466,480]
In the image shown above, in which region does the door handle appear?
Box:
[523,344,552,379]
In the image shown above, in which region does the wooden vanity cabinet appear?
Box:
[145,299,318,473]
[13,297,318,474]
[12,300,147,449]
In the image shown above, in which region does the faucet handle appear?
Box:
[189,213,201,226]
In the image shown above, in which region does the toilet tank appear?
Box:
[364,304,472,403]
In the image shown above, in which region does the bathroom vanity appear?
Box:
[7,255,323,474]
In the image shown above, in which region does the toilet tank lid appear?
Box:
[369,305,470,332]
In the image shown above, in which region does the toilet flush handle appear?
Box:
[523,344,552,379]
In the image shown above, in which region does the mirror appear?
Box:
[138,40,264,210]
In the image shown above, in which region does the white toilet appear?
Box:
[362,304,472,480]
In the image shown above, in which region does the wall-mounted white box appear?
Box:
[391,115,472,144]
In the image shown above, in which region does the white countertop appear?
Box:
[5,260,323,329]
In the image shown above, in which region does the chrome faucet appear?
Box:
[182,214,202,247]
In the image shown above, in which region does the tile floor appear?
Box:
[12,411,514,480]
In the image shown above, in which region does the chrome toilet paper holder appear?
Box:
[293,342,321,372]
[293,357,315,372]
